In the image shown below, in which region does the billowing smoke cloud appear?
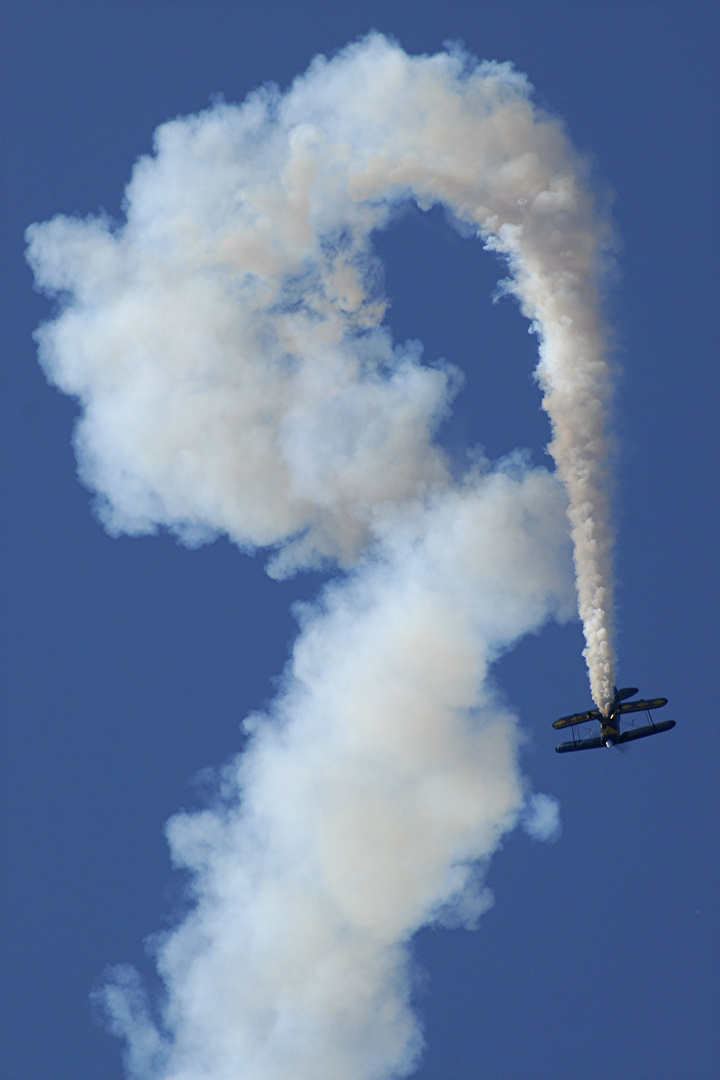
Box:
[27,33,616,1078]
[99,472,573,1080]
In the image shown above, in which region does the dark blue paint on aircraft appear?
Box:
[553,687,675,753]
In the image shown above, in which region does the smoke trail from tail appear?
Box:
[27,34,616,1077]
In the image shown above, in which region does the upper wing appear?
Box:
[619,697,668,714]
[552,708,602,731]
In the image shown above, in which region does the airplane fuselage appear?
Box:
[599,704,622,747]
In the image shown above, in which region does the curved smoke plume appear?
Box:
[27,34,615,1079]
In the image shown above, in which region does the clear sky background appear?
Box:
[1,3,718,1079]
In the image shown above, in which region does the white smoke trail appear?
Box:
[26,33,615,1077]
[99,472,572,1080]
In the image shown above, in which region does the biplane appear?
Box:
[553,686,675,753]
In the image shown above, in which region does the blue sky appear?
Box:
[1,3,718,1079]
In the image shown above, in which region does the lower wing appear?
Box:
[555,719,676,753]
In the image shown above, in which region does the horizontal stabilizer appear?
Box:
[552,708,602,730]
[616,719,676,744]
[619,697,668,714]
[615,686,639,701]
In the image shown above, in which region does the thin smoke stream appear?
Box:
[27,35,616,1078]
